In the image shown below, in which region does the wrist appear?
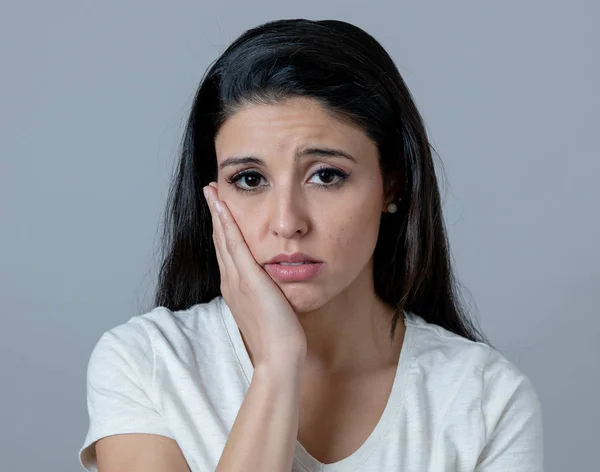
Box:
[254,354,305,384]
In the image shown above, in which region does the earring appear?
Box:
[387,197,402,214]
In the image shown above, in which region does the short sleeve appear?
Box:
[475,349,544,472]
[78,318,174,472]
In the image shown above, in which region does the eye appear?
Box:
[228,171,266,192]
[308,167,348,186]
[228,167,350,193]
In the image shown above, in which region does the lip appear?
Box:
[265,252,321,264]
[264,261,325,282]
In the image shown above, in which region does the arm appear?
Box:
[215,361,304,472]
[90,351,304,472]
[94,360,304,472]
[82,329,304,472]
[96,434,190,472]
[79,324,190,472]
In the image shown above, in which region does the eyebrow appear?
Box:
[217,147,358,171]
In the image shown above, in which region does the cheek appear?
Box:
[325,202,381,261]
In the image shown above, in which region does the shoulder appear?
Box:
[402,312,543,469]
[87,296,225,376]
[79,300,230,471]
[404,311,541,411]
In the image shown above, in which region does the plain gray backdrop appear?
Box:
[1,1,598,470]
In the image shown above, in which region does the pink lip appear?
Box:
[264,262,325,282]
[265,252,321,264]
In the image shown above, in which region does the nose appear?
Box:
[268,189,309,238]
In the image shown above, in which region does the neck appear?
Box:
[297,265,403,375]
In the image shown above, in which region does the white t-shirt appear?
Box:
[79,295,543,472]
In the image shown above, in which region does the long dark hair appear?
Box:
[153,18,488,344]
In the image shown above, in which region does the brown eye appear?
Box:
[240,174,261,187]
[316,170,336,184]
[308,167,349,187]
[229,171,266,192]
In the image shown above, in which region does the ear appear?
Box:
[381,170,403,211]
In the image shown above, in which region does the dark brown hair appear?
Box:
[153,18,488,344]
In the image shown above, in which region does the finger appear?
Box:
[214,235,227,288]
[212,211,227,279]
[212,198,258,272]
[204,185,257,273]
[204,185,229,281]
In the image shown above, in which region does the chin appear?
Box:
[277,283,330,314]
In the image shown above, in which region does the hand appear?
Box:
[203,182,307,370]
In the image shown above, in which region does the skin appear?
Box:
[93,97,408,471]
[213,96,404,375]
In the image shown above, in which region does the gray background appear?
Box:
[1,1,598,470]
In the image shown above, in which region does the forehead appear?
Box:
[214,97,373,157]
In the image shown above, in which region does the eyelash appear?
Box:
[227,167,350,194]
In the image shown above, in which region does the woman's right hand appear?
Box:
[203,183,308,370]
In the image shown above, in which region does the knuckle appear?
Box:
[225,237,237,253]
[238,275,253,294]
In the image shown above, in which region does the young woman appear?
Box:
[79,18,543,472]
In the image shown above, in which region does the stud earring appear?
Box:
[387,197,402,214]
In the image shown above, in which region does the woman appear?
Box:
[79,18,543,472]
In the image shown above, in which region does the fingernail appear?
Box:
[214,201,223,214]
[202,186,209,200]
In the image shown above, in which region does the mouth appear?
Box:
[264,261,325,282]
[272,262,314,266]
[265,252,322,265]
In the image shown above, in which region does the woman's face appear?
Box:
[214,96,388,312]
